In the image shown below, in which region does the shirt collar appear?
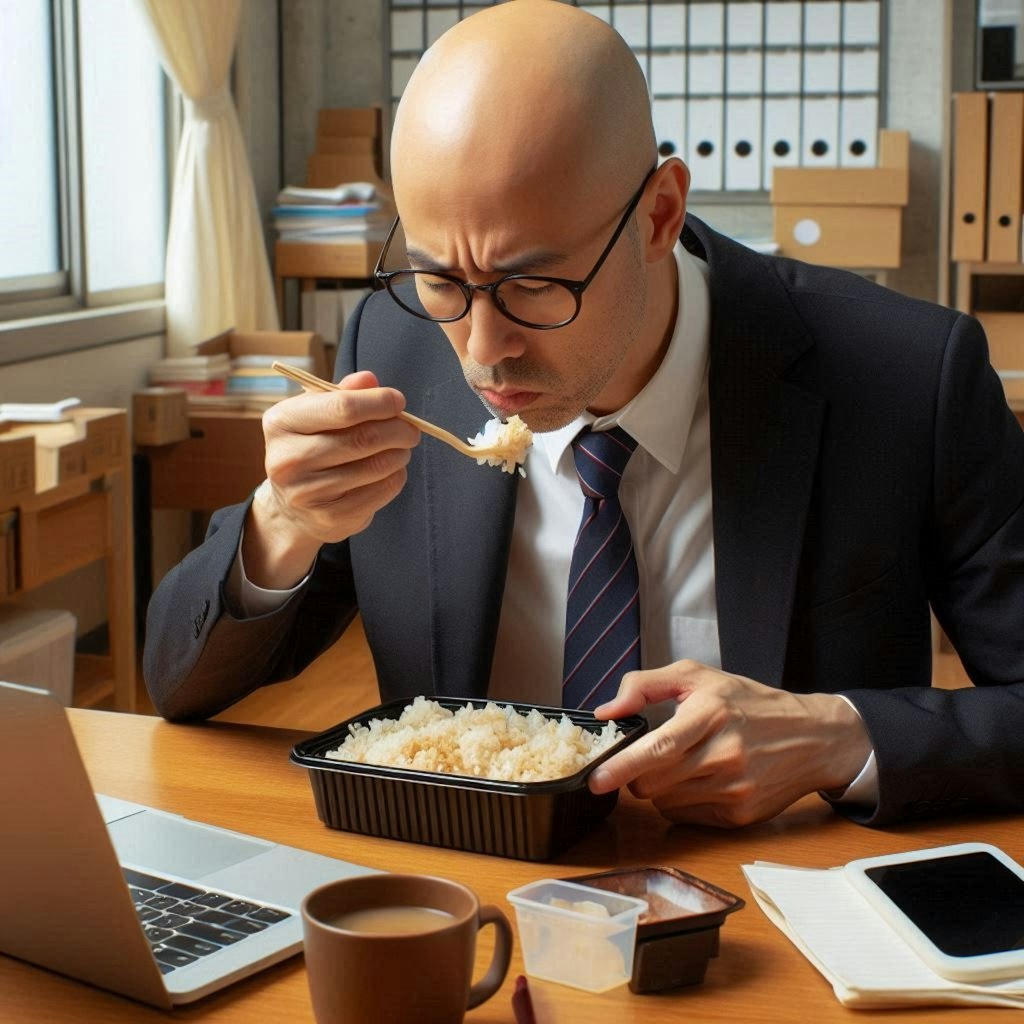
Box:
[536,242,711,475]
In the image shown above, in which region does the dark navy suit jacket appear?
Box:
[144,215,1024,825]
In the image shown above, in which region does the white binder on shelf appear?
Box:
[803,1,841,45]
[389,10,422,51]
[689,50,724,95]
[651,3,686,46]
[802,96,841,166]
[614,4,648,47]
[652,98,686,161]
[842,0,881,45]
[803,49,840,94]
[725,97,764,190]
[727,1,763,46]
[765,1,802,45]
[686,97,725,191]
[727,50,762,94]
[841,49,880,94]
[688,1,724,46]
[765,49,801,94]
[839,96,879,167]
[764,97,802,184]
[580,5,610,25]
[426,9,458,46]
[651,53,687,96]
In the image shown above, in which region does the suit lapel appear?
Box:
[421,378,518,698]
[688,219,827,685]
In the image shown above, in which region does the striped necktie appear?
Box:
[562,426,641,709]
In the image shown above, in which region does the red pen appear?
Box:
[511,974,537,1024]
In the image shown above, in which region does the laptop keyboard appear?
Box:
[122,867,292,975]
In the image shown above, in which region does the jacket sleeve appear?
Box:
[141,296,375,722]
[839,313,1024,825]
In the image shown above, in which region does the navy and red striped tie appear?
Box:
[562,426,641,709]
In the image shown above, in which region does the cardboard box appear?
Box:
[0,510,17,597]
[771,130,910,206]
[196,327,330,382]
[132,388,190,447]
[0,435,36,503]
[69,409,126,475]
[770,167,908,207]
[2,409,125,490]
[976,312,1024,372]
[316,107,382,140]
[0,604,77,706]
[306,152,385,190]
[773,205,903,268]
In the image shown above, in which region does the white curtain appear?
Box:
[135,0,279,355]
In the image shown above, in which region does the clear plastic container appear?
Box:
[506,878,648,993]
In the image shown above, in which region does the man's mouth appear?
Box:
[477,388,541,416]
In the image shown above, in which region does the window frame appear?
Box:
[0,0,174,333]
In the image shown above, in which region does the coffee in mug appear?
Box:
[301,873,513,1024]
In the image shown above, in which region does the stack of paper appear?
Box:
[741,862,1024,1009]
[0,398,80,423]
[273,182,391,244]
[275,182,377,205]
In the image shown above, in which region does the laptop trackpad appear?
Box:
[107,811,272,880]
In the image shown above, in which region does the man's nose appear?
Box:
[464,290,527,367]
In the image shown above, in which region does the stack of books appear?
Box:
[149,354,231,396]
[224,355,306,401]
[272,182,392,244]
[149,354,317,411]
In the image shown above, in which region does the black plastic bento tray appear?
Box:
[290,696,647,861]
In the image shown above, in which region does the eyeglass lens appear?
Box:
[388,271,578,327]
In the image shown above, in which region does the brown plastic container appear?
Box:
[291,697,647,861]
[564,866,745,992]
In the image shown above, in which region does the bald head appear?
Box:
[391,0,655,211]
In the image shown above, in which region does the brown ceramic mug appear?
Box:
[301,873,513,1024]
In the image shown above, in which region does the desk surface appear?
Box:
[8,709,1021,1023]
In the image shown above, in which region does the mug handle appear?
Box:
[467,904,513,1010]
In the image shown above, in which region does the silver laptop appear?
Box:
[0,681,376,1008]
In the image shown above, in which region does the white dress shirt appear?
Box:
[231,243,877,806]
[487,244,718,728]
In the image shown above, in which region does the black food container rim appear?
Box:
[290,696,648,792]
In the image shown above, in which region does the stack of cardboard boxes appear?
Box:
[770,129,910,269]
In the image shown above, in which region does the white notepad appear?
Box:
[742,861,1024,1009]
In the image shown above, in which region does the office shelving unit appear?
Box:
[385,0,885,193]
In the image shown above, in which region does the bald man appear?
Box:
[145,1,1024,829]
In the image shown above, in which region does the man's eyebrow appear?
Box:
[404,246,570,275]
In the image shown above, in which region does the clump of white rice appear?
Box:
[468,415,533,476]
[326,696,622,782]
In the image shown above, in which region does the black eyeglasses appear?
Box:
[373,166,657,330]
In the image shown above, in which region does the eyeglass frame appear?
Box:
[372,165,658,331]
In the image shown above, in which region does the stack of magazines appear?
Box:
[272,181,391,244]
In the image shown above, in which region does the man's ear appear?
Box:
[644,158,690,262]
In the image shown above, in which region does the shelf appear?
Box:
[74,654,115,710]
[957,261,1024,276]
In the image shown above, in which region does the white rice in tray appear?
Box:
[325,696,623,782]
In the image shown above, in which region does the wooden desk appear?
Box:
[139,411,266,514]
[6,708,1019,1023]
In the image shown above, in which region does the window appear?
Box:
[385,0,885,195]
[0,0,170,320]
